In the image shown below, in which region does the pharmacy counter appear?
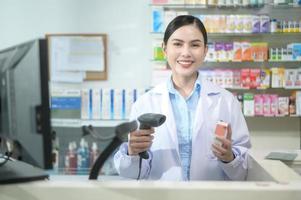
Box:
[0,150,301,200]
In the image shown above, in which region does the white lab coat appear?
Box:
[114,79,251,181]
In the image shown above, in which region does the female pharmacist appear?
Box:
[114,15,251,181]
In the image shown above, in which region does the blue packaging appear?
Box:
[152,9,164,33]
[260,15,270,33]
[252,16,261,33]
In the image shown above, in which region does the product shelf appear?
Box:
[151,32,301,38]
[227,87,301,91]
[152,60,301,68]
[51,119,128,128]
[149,4,265,9]
[245,115,301,118]
[150,3,301,9]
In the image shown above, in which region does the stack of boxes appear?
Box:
[51,88,147,121]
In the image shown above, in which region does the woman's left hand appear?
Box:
[211,125,234,163]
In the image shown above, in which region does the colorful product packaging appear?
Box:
[271,67,285,88]
[270,94,279,116]
[250,68,261,89]
[263,94,272,116]
[254,94,263,116]
[233,42,242,62]
[260,15,270,33]
[258,69,271,89]
[285,69,296,88]
[278,96,289,116]
[241,42,252,61]
[252,15,261,33]
[295,69,301,88]
[233,69,241,88]
[241,68,251,89]
[243,93,255,116]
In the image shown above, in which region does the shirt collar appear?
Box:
[167,73,201,96]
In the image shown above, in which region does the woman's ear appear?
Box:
[204,45,208,55]
[162,42,167,58]
[203,45,208,58]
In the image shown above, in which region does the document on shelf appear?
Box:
[48,35,105,82]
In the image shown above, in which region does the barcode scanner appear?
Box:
[137,113,166,159]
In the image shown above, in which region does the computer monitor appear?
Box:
[0,39,52,183]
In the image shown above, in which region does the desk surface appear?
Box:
[249,149,301,183]
[1,150,301,200]
[1,179,301,200]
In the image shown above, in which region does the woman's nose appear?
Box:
[180,45,192,57]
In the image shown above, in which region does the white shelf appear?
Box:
[150,3,301,9]
[150,3,265,9]
[152,60,301,64]
[151,32,301,37]
[51,119,128,128]
[51,116,299,128]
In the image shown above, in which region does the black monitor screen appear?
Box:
[0,39,52,169]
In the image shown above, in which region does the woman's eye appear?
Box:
[173,43,182,47]
[192,44,201,47]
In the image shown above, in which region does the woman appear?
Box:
[114,15,251,181]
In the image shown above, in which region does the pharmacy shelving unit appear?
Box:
[150,1,301,148]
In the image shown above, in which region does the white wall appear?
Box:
[76,0,152,88]
[0,0,299,150]
[0,0,152,88]
[246,118,300,150]
[0,0,81,48]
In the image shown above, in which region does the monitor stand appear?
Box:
[0,157,49,184]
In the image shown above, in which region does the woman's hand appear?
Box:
[211,125,234,163]
[127,128,155,156]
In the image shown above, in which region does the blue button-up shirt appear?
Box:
[167,76,201,180]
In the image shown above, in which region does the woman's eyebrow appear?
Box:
[171,39,203,43]
[171,39,184,42]
[190,39,203,43]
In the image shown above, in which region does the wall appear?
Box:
[0,0,152,88]
[247,117,300,150]
[0,0,299,150]
[0,0,81,48]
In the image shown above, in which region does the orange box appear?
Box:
[214,121,228,146]
[241,42,252,61]
[233,42,242,62]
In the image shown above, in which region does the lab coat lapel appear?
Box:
[158,84,179,154]
[192,80,220,142]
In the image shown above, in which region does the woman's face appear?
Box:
[164,24,207,79]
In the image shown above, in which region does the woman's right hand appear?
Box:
[127,128,155,156]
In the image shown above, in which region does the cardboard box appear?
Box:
[214,121,228,146]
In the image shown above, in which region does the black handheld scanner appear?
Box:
[137,113,166,159]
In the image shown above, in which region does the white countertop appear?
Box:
[1,149,301,200]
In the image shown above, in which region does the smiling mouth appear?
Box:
[177,60,194,67]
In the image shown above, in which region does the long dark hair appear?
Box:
[163,15,207,46]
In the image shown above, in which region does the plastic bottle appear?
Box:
[77,138,90,174]
[64,143,70,174]
[65,142,77,174]
[276,21,282,33]
[89,142,100,168]
[77,139,85,174]
[283,21,288,33]
[270,19,277,33]
[52,133,59,173]
[293,21,298,33]
[84,140,90,169]
[289,94,296,116]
